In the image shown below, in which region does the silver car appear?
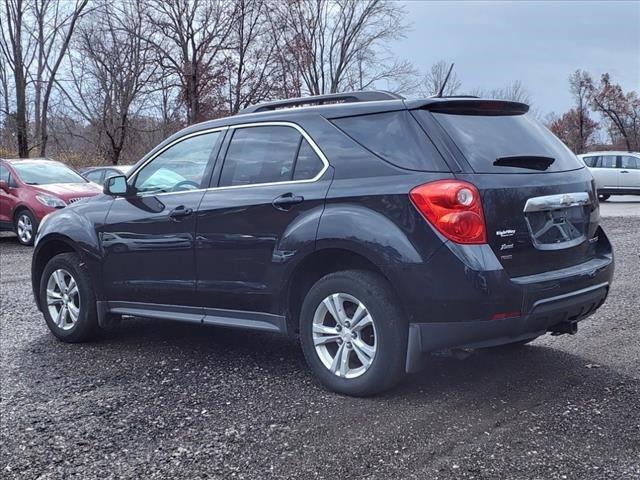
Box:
[578,151,640,201]
[82,165,133,185]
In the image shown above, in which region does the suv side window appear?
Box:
[134,131,221,194]
[333,111,447,172]
[219,126,301,187]
[620,156,639,169]
[600,155,616,168]
[293,139,324,180]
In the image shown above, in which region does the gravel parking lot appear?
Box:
[1,215,639,479]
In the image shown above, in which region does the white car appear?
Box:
[578,151,640,201]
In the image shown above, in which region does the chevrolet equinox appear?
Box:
[31,92,614,396]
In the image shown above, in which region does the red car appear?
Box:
[0,158,102,245]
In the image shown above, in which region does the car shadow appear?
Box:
[0,232,18,243]
[17,316,633,407]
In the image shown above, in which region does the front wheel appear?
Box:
[15,210,36,246]
[39,252,99,342]
[299,270,407,396]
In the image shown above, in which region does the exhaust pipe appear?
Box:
[548,321,578,336]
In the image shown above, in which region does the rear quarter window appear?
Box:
[424,111,584,173]
[331,111,449,172]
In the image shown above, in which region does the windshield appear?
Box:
[13,162,87,185]
[424,111,584,173]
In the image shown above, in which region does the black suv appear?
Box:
[32,92,614,396]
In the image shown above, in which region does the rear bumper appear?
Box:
[388,226,615,373]
[405,281,609,372]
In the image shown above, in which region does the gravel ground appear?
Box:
[1,217,639,480]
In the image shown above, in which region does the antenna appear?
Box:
[437,63,455,98]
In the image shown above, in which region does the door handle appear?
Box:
[272,193,304,211]
[169,205,193,221]
[620,170,629,173]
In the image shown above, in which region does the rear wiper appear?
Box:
[493,155,555,171]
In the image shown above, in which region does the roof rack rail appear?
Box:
[238,90,403,115]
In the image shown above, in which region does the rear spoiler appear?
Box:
[407,99,529,116]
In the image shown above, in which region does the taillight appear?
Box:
[410,180,487,244]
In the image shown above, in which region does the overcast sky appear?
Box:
[392,0,640,115]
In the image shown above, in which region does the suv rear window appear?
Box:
[424,111,584,173]
[332,111,448,172]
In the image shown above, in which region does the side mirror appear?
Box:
[104,175,129,196]
[0,180,8,192]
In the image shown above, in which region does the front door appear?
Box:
[100,129,224,306]
[195,123,332,315]
[0,164,19,230]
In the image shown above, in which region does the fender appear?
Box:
[32,195,114,307]
[315,202,443,266]
[11,202,37,222]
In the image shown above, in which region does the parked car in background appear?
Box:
[82,165,133,185]
[31,92,613,396]
[0,158,101,245]
[579,151,640,200]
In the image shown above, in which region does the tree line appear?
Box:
[548,70,640,154]
[1,0,637,167]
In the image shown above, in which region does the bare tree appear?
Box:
[566,69,597,154]
[549,109,599,154]
[471,80,532,104]
[0,0,87,157]
[1,0,30,157]
[224,0,280,114]
[144,0,236,124]
[276,0,414,95]
[587,73,639,151]
[30,0,88,156]
[57,0,158,165]
[421,60,461,97]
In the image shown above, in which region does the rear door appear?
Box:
[596,155,619,189]
[415,104,599,277]
[619,155,640,190]
[195,122,331,315]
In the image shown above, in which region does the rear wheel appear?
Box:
[598,193,610,201]
[299,270,407,396]
[39,252,99,342]
[14,210,36,246]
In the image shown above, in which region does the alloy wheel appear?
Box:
[312,292,377,379]
[46,269,81,331]
[16,214,33,244]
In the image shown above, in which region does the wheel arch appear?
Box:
[31,235,85,311]
[12,203,37,223]
[284,247,401,336]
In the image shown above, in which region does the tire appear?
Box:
[14,209,36,246]
[39,252,99,342]
[598,193,610,201]
[299,270,407,396]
